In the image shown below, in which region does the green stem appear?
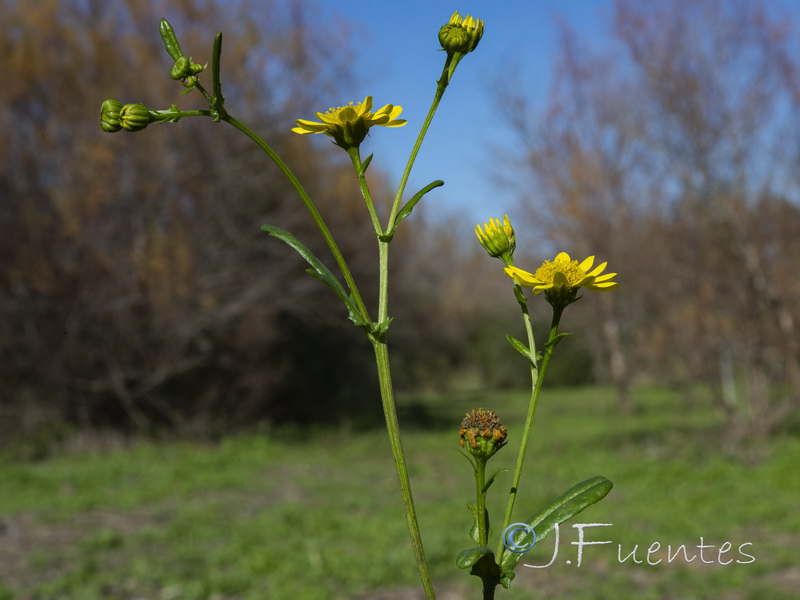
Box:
[347,147,383,236]
[496,297,564,560]
[372,339,436,599]
[221,114,372,328]
[475,458,488,547]
[387,59,452,230]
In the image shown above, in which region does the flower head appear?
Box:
[439,11,484,55]
[459,408,508,460]
[475,215,515,266]
[291,95,406,150]
[505,252,618,308]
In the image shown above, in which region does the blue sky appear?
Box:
[317,1,614,226]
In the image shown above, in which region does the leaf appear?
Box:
[261,224,366,326]
[499,475,613,574]
[382,180,444,240]
[466,502,481,544]
[210,31,227,121]
[358,153,374,176]
[506,335,533,363]
[544,332,572,352]
[482,468,509,494]
[455,447,477,472]
[465,502,491,545]
[456,546,494,570]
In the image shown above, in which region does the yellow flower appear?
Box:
[475,215,515,266]
[505,252,618,307]
[291,95,406,149]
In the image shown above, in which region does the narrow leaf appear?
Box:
[506,335,533,362]
[456,546,494,570]
[482,468,509,494]
[544,332,572,352]
[359,153,374,176]
[500,476,613,574]
[467,502,481,544]
[261,224,365,326]
[211,32,227,120]
[385,180,444,238]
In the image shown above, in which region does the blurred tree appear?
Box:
[0,0,392,440]
[500,0,800,437]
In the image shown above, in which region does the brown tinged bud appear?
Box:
[459,408,508,460]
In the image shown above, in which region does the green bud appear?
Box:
[475,215,516,267]
[439,11,484,55]
[170,57,191,80]
[170,56,206,80]
[100,99,123,133]
[120,103,154,132]
[459,408,508,461]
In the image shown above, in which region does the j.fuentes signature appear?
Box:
[503,522,755,568]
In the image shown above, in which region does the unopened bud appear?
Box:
[475,215,516,266]
[439,11,484,55]
[100,99,123,133]
[120,103,154,132]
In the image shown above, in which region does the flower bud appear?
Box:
[459,408,508,460]
[120,103,154,132]
[439,11,484,55]
[475,215,515,266]
[100,99,123,133]
[170,56,206,80]
[170,57,191,80]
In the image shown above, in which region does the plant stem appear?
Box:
[348,147,383,236]
[372,336,436,599]
[387,61,451,229]
[475,458,488,546]
[221,115,372,327]
[496,297,564,560]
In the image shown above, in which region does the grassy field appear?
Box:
[0,385,798,599]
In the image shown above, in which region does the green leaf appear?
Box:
[544,332,572,352]
[359,153,374,176]
[456,546,494,570]
[500,475,613,574]
[455,447,477,472]
[465,501,492,545]
[506,335,533,363]
[261,224,366,326]
[466,502,481,544]
[211,32,227,121]
[482,468,509,494]
[382,180,444,241]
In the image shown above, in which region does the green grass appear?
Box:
[1,386,798,599]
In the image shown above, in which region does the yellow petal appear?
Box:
[294,119,328,132]
[578,256,595,272]
[291,126,316,134]
[586,262,608,277]
[554,251,572,263]
[552,271,570,288]
[593,272,617,282]
[359,95,373,113]
[504,266,541,287]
